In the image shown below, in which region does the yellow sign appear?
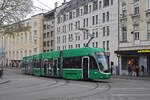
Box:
[117,54,120,57]
[138,50,150,53]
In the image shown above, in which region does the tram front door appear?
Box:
[82,57,89,79]
[53,59,58,77]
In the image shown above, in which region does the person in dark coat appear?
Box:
[141,65,144,76]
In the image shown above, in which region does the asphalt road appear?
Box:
[0,69,150,100]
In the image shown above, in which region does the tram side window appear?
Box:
[63,57,82,69]
[90,56,98,70]
[42,59,53,68]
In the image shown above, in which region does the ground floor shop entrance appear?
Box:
[115,50,150,76]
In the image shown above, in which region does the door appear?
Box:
[147,56,150,75]
[53,59,58,77]
[82,57,89,79]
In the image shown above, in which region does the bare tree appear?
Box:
[0,0,33,26]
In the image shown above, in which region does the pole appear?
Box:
[78,28,94,47]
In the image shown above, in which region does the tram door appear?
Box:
[42,60,48,76]
[53,59,58,77]
[82,57,89,79]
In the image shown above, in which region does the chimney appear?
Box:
[55,2,58,8]
[64,0,66,3]
[62,0,66,5]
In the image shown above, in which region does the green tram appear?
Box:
[21,48,111,80]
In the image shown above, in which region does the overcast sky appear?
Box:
[32,0,70,15]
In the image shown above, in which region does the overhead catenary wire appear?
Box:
[36,0,52,10]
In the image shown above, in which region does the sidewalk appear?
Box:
[112,75,150,81]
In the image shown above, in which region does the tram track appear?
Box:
[63,80,111,99]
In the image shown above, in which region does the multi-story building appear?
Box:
[55,0,119,67]
[0,34,5,66]
[43,9,56,52]
[116,0,150,75]
[2,13,43,67]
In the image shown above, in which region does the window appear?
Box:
[86,18,88,27]
[83,19,86,27]
[93,0,98,11]
[133,24,140,40]
[77,21,80,29]
[73,12,76,18]
[103,27,105,36]
[107,26,110,36]
[92,42,94,47]
[76,8,80,17]
[26,22,29,27]
[134,6,139,15]
[96,15,98,24]
[99,1,102,9]
[34,22,37,27]
[106,11,109,21]
[148,0,150,9]
[80,8,83,16]
[90,56,98,70]
[107,41,109,50]
[96,31,98,37]
[92,16,95,25]
[51,40,54,46]
[96,42,98,48]
[34,48,37,53]
[103,41,105,50]
[84,5,88,14]
[63,14,66,22]
[51,31,54,37]
[47,32,50,38]
[29,50,32,56]
[122,3,127,17]
[34,39,37,45]
[122,26,127,42]
[47,41,50,46]
[147,23,150,40]
[89,5,92,13]
[63,57,82,69]
[103,13,105,22]
[103,0,109,7]
[69,12,72,20]
[57,17,60,24]
[111,0,113,5]
[34,30,37,35]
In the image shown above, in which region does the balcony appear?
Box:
[146,9,150,16]
[120,15,127,22]
[131,13,140,18]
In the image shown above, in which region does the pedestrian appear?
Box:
[141,65,144,76]
[111,66,113,75]
[136,64,140,77]
[128,64,132,76]
[132,64,136,76]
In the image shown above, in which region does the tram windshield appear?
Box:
[95,52,109,72]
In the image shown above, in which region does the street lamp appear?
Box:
[78,28,94,47]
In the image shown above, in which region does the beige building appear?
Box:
[43,9,56,52]
[116,0,150,75]
[2,13,43,67]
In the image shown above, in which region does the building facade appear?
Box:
[117,0,150,75]
[43,10,56,52]
[3,14,43,67]
[55,0,119,68]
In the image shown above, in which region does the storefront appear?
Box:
[115,50,150,76]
